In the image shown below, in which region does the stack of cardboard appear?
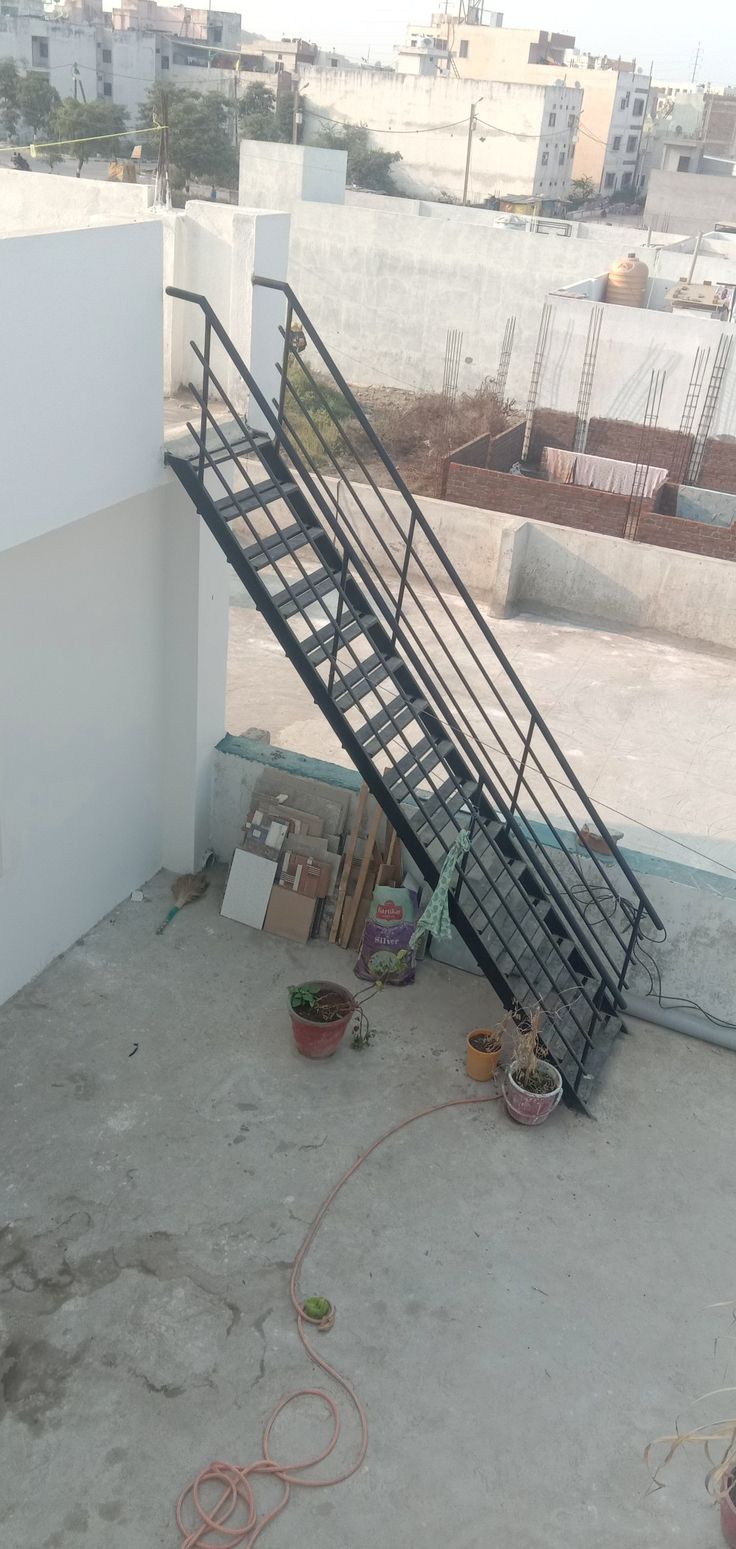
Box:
[221,771,347,944]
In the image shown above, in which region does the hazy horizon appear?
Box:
[244,0,731,86]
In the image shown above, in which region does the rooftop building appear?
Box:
[1,149,736,1549]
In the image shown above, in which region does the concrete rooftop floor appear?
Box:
[228,595,736,880]
[2,869,736,1547]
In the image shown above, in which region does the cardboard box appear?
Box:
[251,801,324,840]
[263,888,316,944]
[282,852,333,899]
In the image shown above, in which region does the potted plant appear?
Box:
[466,1027,503,1082]
[288,981,357,1059]
[502,1010,562,1125]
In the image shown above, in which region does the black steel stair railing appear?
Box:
[176,346,618,1073]
[165,282,664,1104]
[247,281,663,934]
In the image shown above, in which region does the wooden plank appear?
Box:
[339,799,383,949]
[329,783,368,945]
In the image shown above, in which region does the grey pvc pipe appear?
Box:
[623,991,736,1053]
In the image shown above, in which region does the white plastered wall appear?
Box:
[0,211,289,1006]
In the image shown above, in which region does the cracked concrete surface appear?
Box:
[1,869,735,1546]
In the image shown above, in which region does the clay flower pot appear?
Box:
[466,1031,502,1082]
[721,1474,736,1548]
[288,981,356,1059]
[503,1058,562,1125]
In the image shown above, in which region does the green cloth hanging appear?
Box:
[409,827,471,948]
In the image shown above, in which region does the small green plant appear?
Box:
[289,985,319,1014]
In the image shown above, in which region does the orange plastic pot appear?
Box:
[466,1031,502,1082]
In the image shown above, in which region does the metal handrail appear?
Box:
[166,279,662,990]
[249,275,663,934]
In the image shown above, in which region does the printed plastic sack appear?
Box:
[354,885,418,987]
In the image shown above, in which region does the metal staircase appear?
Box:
[165,280,664,1111]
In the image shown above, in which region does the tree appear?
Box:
[52,98,128,175]
[0,59,19,140]
[569,175,595,207]
[18,73,60,137]
[239,80,292,143]
[314,122,401,194]
[139,84,237,190]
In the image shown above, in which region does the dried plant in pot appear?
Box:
[646,1380,736,1545]
[502,1009,562,1125]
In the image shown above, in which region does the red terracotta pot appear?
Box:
[503,1059,563,1125]
[289,981,356,1059]
[721,1475,736,1548]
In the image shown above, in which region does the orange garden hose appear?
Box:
[175,1090,501,1547]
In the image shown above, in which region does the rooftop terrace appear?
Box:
[2,870,736,1547]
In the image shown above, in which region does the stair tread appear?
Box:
[271,567,338,619]
[216,478,298,524]
[302,614,376,663]
[238,520,321,571]
[334,652,401,707]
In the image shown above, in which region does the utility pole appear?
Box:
[462,98,482,205]
[292,79,308,144]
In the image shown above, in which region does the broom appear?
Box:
[156,859,212,934]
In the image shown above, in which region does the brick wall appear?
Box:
[444,464,639,537]
[485,419,525,471]
[443,462,736,559]
[697,437,736,492]
[527,409,576,464]
[635,510,736,559]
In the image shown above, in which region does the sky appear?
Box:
[245,0,731,85]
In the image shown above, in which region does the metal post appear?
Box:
[462,101,480,206]
[275,301,293,452]
[393,509,417,644]
[198,318,212,483]
[687,230,703,284]
[506,713,535,830]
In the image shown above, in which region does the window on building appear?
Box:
[604,171,616,189]
[541,150,549,165]
[103,81,112,95]
[613,134,622,150]
[558,150,565,164]
[160,54,170,67]
[626,134,638,152]
[568,112,575,127]
[459,39,469,57]
[620,91,630,109]
[31,36,49,65]
[210,24,222,42]
[102,47,111,63]
[633,97,645,116]
[548,110,556,126]
[621,170,632,188]
[678,154,691,171]
[330,56,338,66]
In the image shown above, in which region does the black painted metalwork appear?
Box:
[165,281,664,1109]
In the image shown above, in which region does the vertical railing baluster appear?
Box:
[393,507,417,645]
[327,550,349,699]
[275,301,293,455]
[198,317,211,483]
[506,713,535,832]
